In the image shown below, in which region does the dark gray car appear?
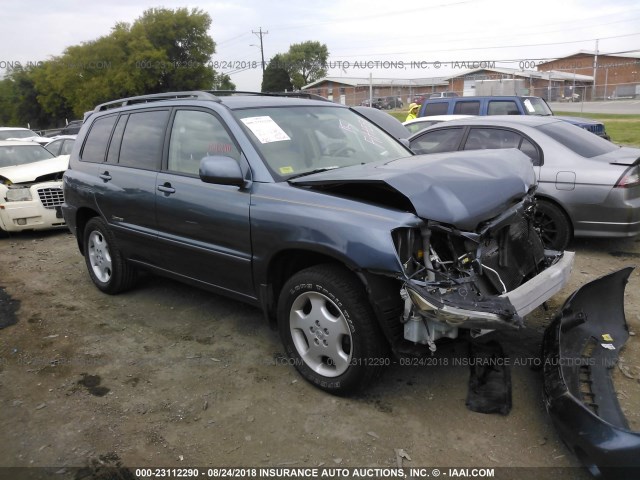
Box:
[62,91,574,394]
[409,116,640,250]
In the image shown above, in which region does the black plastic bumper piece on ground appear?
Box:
[543,267,640,479]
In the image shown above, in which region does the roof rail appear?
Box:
[205,90,332,102]
[94,91,220,112]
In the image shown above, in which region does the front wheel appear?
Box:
[83,217,136,294]
[534,200,572,251]
[277,264,387,394]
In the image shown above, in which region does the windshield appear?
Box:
[522,97,553,116]
[0,129,39,140]
[0,144,54,168]
[233,106,411,180]
[536,121,618,158]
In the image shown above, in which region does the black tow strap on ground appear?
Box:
[465,340,512,415]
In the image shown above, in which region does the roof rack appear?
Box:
[93,89,331,113]
[94,91,220,112]
[205,90,331,102]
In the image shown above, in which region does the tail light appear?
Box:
[615,165,640,188]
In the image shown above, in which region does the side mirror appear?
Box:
[199,156,244,186]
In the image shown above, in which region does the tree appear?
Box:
[213,73,236,91]
[2,65,51,128]
[261,54,293,92]
[129,7,216,92]
[280,41,328,90]
[2,7,222,127]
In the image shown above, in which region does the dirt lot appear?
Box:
[1,229,639,479]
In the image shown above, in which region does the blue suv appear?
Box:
[418,96,609,139]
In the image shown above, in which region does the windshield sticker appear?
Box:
[338,119,358,134]
[279,166,294,174]
[338,119,384,148]
[241,116,290,144]
[358,119,384,148]
[523,99,536,113]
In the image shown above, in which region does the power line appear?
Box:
[327,32,640,58]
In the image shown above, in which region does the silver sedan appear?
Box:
[408,116,640,250]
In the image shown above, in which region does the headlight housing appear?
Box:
[5,187,32,202]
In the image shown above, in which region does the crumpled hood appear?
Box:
[0,156,69,184]
[291,149,536,231]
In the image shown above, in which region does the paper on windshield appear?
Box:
[241,116,290,143]
[523,99,536,113]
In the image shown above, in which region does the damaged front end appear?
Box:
[542,267,640,479]
[394,192,574,349]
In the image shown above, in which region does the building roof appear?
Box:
[446,67,593,82]
[302,76,449,90]
[538,50,640,64]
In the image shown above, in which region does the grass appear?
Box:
[554,111,640,147]
[389,109,640,147]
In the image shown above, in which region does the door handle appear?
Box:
[99,171,112,181]
[157,183,176,194]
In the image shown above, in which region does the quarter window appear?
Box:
[81,115,117,162]
[487,101,519,115]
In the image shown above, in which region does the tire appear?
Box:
[83,217,136,294]
[533,200,572,251]
[277,264,387,394]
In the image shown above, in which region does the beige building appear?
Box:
[301,77,448,106]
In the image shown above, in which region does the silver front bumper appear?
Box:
[501,251,575,317]
[407,251,575,329]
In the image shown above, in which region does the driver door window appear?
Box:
[168,110,240,175]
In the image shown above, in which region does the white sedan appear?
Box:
[0,141,69,236]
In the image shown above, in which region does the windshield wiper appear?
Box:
[286,166,340,180]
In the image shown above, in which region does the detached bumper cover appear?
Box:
[542,267,640,479]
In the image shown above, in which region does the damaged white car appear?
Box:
[0,141,68,236]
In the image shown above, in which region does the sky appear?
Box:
[1,0,639,90]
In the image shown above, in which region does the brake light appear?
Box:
[615,165,640,188]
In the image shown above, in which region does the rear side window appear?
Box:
[536,122,617,158]
[453,101,480,115]
[81,115,117,162]
[423,102,448,116]
[118,110,169,170]
[487,101,519,115]
[409,128,464,154]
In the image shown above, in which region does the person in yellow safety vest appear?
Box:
[405,103,420,122]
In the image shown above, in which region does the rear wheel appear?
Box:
[534,200,572,251]
[277,264,387,394]
[83,217,136,294]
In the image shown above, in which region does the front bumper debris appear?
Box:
[406,251,574,330]
[542,267,640,479]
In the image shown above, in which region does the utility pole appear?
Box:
[252,27,268,72]
[592,39,599,100]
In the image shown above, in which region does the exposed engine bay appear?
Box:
[393,193,568,350]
